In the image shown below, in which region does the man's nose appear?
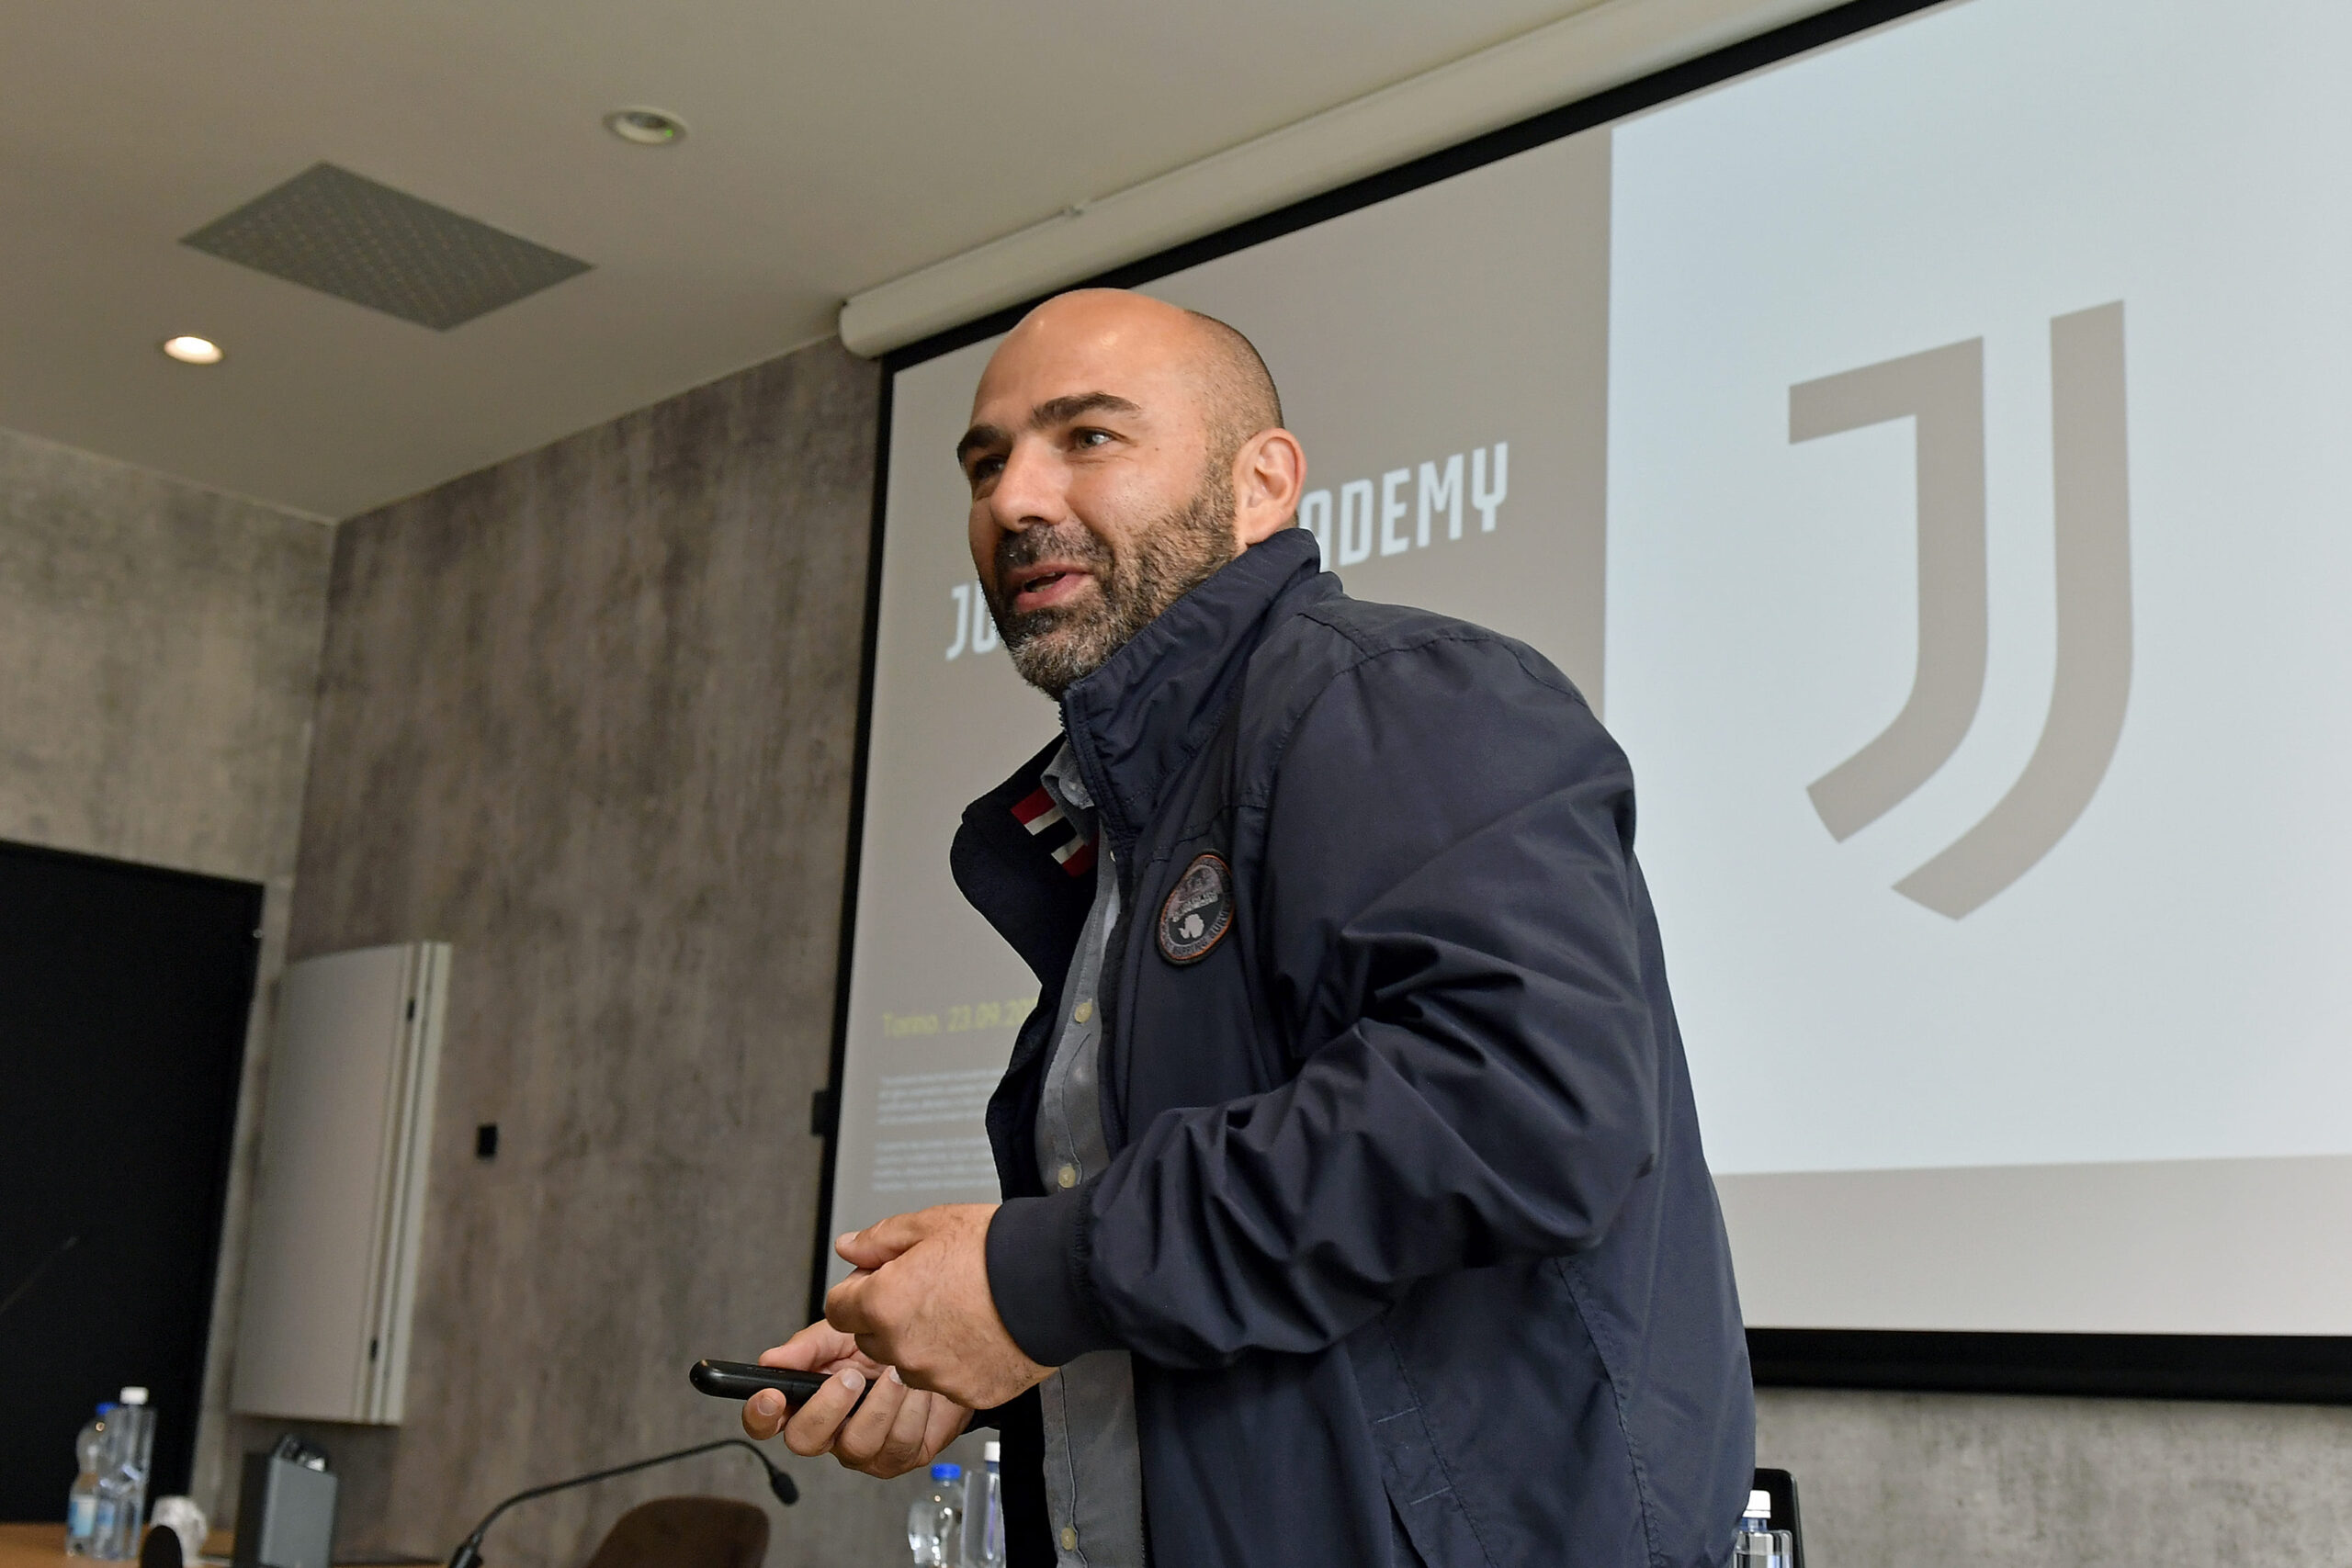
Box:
[988,440,1067,531]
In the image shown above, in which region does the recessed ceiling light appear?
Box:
[604,107,686,146]
[161,335,223,365]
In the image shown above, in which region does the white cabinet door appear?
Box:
[231,942,447,1424]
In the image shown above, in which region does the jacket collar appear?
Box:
[953,736,1097,986]
[1057,526,1329,852]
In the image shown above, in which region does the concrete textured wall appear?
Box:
[0,424,331,1524]
[0,428,328,878]
[1758,1387,2352,1564]
[263,337,958,1566]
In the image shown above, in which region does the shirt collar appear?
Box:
[1040,740,1095,817]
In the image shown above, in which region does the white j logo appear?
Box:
[1791,301,2132,918]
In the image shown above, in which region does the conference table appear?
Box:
[0,1525,153,1568]
[0,1525,226,1567]
[0,1523,393,1568]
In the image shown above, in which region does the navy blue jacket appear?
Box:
[956,528,1752,1567]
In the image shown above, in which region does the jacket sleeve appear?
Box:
[986,632,1665,1369]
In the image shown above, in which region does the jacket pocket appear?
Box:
[1348,1264,1657,1568]
[1343,1316,1497,1568]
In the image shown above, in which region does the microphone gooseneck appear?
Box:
[0,1234,79,1323]
[445,1437,796,1568]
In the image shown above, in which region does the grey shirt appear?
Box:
[1030,744,1148,1568]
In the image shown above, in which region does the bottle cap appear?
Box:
[931,1462,962,1483]
[983,1440,1001,1462]
[1746,1490,1772,1519]
[96,1403,115,1416]
[119,1388,149,1406]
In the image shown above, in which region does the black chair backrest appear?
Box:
[581,1495,768,1568]
[140,1525,186,1568]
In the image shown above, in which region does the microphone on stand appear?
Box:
[445,1438,796,1568]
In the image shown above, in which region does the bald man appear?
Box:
[745,291,1754,1568]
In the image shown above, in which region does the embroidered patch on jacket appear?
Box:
[1012,785,1097,877]
[1158,852,1234,964]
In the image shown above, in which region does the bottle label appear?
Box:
[69,1496,95,1540]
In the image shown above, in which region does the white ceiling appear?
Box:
[2,0,1611,519]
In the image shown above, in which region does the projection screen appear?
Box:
[820,0,2352,1357]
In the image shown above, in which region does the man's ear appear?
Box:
[1230,428,1306,547]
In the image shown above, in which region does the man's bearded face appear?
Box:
[985,466,1238,700]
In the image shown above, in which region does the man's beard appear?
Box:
[986,475,1238,699]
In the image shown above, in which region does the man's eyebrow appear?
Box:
[956,392,1144,469]
[1031,391,1142,426]
[955,422,1006,468]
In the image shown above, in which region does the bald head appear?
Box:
[978,289,1282,468]
[1175,308,1283,463]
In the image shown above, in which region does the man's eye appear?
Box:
[969,456,1004,481]
[1072,429,1112,448]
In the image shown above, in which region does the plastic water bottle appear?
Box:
[1736,1488,1792,1568]
[906,1461,963,1565]
[65,1404,114,1556]
[95,1388,154,1561]
[959,1442,1005,1568]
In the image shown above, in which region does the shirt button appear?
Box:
[1061,1527,1079,1552]
[1056,1163,1079,1190]
[1072,999,1093,1024]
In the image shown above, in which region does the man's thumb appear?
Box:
[835,1218,912,1269]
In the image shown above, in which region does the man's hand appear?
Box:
[739,1320,972,1479]
[825,1203,1054,1410]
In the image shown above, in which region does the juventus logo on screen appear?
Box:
[1791,302,2132,919]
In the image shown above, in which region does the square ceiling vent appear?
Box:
[182,163,592,331]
